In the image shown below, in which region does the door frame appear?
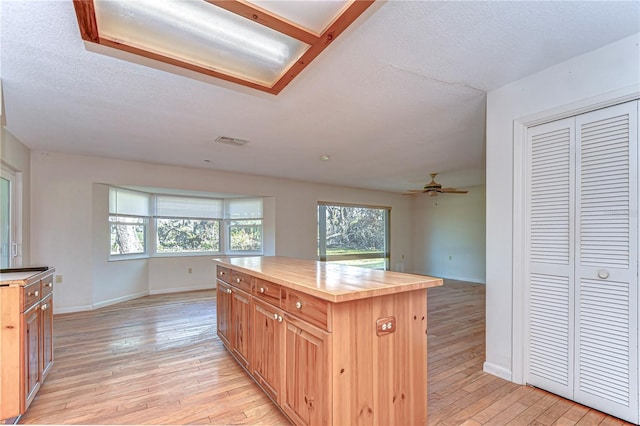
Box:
[511,86,640,385]
[0,164,21,268]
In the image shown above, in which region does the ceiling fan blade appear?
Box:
[440,189,468,194]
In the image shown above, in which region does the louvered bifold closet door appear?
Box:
[526,117,575,399]
[574,101,638,423]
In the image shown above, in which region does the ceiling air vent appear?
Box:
[215,136,249,146]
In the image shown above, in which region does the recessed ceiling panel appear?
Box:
[73,0,375,93]
[94,0,310,86]
[246,0,351,35]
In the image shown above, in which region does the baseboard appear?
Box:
[92,291,149,310]
[483,362,512,381]
[414,271,486,284]
[148,284,214,295]
[53,286,213,314]
[54,304,93,314]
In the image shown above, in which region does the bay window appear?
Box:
[108,187,263,259]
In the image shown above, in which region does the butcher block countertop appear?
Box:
[213,256,442,303]
[0,267,54,287]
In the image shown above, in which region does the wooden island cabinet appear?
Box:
[214,256,442,426]
[0,267,55,423]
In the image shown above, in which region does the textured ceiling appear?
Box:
[1,1,639,192]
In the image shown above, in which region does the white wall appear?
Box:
[0,128,31,266]
[30,151,415,313]
[412,184,485,283]
[485,33,640,381]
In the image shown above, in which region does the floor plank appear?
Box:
[18,282,633,425]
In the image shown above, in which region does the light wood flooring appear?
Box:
[19,281,632,425]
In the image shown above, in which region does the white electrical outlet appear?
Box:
[55,275,63,283]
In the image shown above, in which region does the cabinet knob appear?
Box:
[277,316,283,322]
[219,271,225,276]
[236,278,241,283]
[295,301,302,309]
[29,290,39,297]
[260,287,265,293]
[41,304,47,311]
[47,282,53,288]
[273,313,278,320]
[226,288,232,294]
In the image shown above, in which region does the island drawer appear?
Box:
[42,275,54,297]
[283,290,330,331]
[231,270,253,292]
[23,281,41,311]
[216,266,231,284]
[254,278,281,306]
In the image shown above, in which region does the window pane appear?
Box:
[110,216,146,255]
[318,204,389,270]
[324,206,386,254]
[156,218,220,253]
[230,220,262,251]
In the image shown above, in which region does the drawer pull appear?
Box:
[277,316,283,322]
[41,304,48,311]
[28,290,39,297]
[219,271,225,276]
[227,288,232,294]
[260,287,265,293]
[47,283,53,288]
[295,301,302,309]
[273,313,278,320]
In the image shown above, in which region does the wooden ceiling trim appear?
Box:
[72,0,99,43]
[205,0,318,46]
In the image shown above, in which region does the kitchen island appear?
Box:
[213,256,442,426]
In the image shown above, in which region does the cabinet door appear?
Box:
[231,288,251,369]
[41,295,54,378]
[252,299,283,403]
[23,305,41,409]
[282,315,330,426]
[216,281,233,348]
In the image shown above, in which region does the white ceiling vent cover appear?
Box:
[215,136,250,146]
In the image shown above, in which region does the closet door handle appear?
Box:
[597,270,609,279]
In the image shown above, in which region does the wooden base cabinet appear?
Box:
[230,288,251,369]
[214,257,441,426]
[251,299,284,403]
[0,267,55,422]
[282,315,329,426]
[216,281,232,348]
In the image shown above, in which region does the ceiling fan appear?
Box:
[405,173,469,196]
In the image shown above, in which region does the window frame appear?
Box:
[108,214,149,260]
[226,218,264,254]
[317,201,391,270]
